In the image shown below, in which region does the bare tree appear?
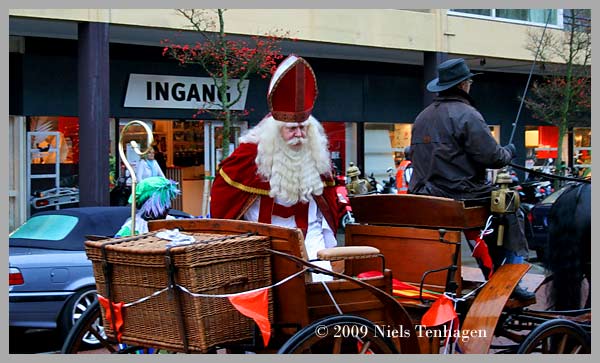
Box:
[524,9,591,177]
[163,9,287,159]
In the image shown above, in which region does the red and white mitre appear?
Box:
[267,54,318,123]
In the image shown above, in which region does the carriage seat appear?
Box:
[317,246,382,261]
[344,194,491,304]
[349,194,490,229]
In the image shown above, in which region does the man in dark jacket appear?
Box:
[409,58,534,301]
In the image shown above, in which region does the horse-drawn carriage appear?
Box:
[61,194,590,354]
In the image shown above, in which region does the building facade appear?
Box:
[8,9,591,231]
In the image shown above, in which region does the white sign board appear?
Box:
[124,74,249,110]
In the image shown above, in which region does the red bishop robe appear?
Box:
[210,142,342,235]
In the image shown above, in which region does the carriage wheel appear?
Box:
[61,301,170,354]
[278,315,399,354]
[517,319,590,354]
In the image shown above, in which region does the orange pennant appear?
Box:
[464,229,494,279]
[357,271,439,300]
[228,289,271,347]
[356,340,373,354]
[98,296,125,342]
[420,295,458,328]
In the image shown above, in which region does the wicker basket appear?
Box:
[85,231,273,353]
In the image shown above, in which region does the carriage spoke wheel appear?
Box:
[278,315,398,354]
[517,319,590,354]
[61,301,174,354]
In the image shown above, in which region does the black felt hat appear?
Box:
[426,58,479,92]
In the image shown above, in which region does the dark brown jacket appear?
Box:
[408,92,512,200]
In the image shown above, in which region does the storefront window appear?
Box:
[524,125,558,168]
[27,116,80,195]
[364,123,412,183]
[322,122,357,178]
[573,127,591,169]
[170,120,205,168]
[28,116,79,164]
[522,125,575,179]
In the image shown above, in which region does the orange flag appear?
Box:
[228,289,271,347]
[98,296,125,342]
[357,271,439,300]
[420,294,458,328]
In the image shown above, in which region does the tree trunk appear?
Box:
[218,9,232,160]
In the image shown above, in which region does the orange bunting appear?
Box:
[228,289,271,347]
[357,271,439,300]
[356,340,373,354]
[465,229,494,279]
[98,296,125,342]
[420,295,458,328]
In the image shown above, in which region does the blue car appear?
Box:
[9,207,132,343]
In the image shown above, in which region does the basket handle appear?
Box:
[225,275,249,287]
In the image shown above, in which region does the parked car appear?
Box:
[525,184,571,262]
[9,207,130,341]
[9,206,193,345]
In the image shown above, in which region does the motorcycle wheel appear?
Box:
[341,212,355,229]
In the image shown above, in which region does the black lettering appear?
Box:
[202,84,215,102]
[187,84,200,102]
[146,81,152,100]
[155,82,169,100]
[217,85,232,102]
[172,83,186,101]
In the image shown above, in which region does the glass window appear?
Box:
[10,214,78,240]
[364,123,412,183]
[450,9,560,27]
[563,9,591,31]
[172,120,205,168]
[27,116,80,206]
[28,116,79,164]
[496,9,557,24]
[573,127,591,167]
[488,125,501,143]
[455,9,492,16]
[322,122,357,178]
[523,125,563,178]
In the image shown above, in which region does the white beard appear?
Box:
[241,115,332,205]
[268,138,324,204]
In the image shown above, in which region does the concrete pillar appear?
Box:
[423,52,447,108]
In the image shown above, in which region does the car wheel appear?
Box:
[59,287,101,344]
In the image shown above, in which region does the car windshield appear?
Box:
[10,215,78,240]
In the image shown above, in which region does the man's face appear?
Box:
[459,79,473,94]
[280,124,308,150]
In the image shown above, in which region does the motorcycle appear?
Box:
[514,180,554,205]
[383,167,398,194]
[367,169,397,195]
[334,173,355,230]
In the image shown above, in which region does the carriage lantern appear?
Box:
[491,168,521,246]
